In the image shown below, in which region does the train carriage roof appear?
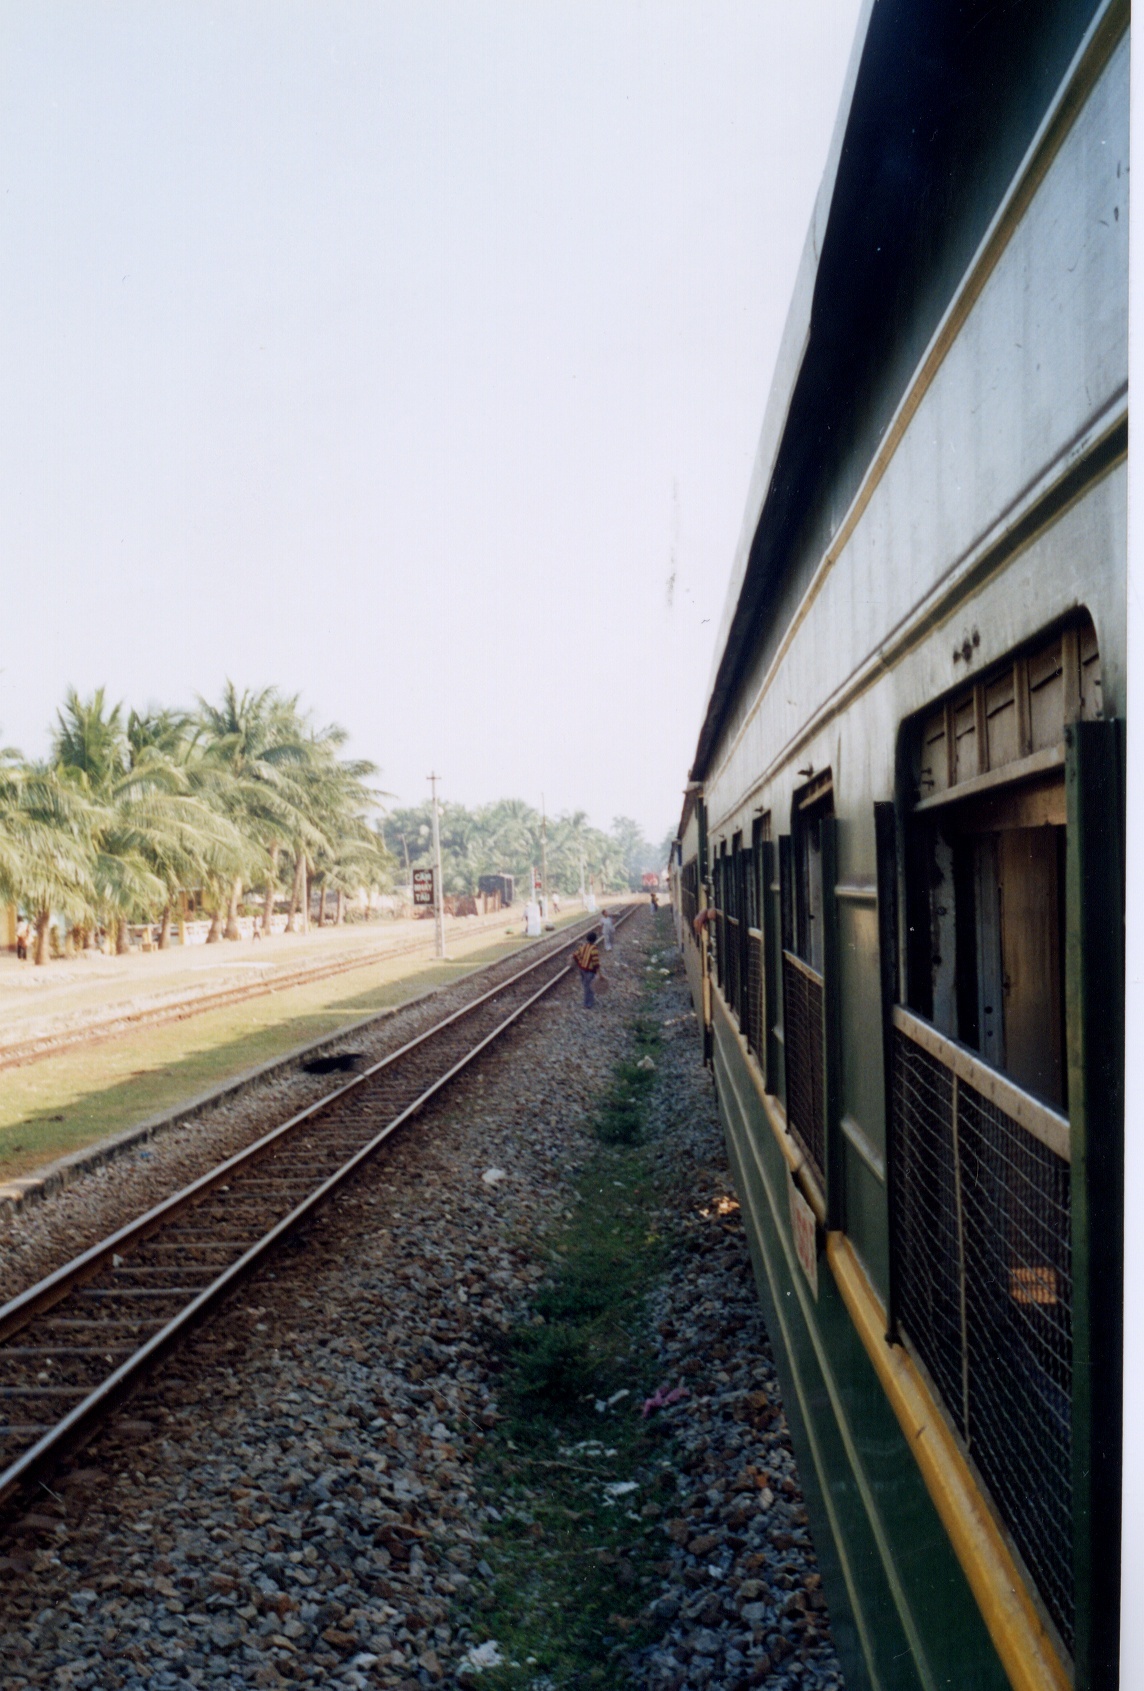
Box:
[689,0,1108,790]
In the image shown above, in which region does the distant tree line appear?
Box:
[0,684,390,964]
[379,804,667,902]
[0,683,673,966]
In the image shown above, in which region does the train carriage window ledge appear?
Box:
[890,616,1102,1662]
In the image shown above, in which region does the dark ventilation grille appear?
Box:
[747,931,763,1059]
[783,952,825,1183]
[890,1027,1074,1655]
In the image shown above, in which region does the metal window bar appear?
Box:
[782,949,826,1184]
[889,1006,1074,1654]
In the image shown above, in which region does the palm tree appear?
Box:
[0,751,98,964]
[293,723,387,925]
[196,687,388,940]
[52,689,155,951]
[53,689,244,953]
[195,685,319,939]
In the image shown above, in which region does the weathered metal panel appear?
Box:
[684,20,1126,1688]
[706,34,1127,832]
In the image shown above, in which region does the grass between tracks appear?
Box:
[0,918,592,1183]
[465,916,682,1688]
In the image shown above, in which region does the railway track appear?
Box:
[0,905,634,1515]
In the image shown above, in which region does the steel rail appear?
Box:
[0,904,636,1512]
[0,912,612,1346]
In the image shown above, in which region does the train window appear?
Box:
[890,619,1102,1654]
[714,841,729,992]
[680,858,699,934]
[794,774,833,974]
[779,775,833,1187]
[904,618,1096,1109]
[731,830,747,1031]
[745,816,766,1063]
[760,819,783,1097]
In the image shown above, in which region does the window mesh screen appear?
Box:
[889,1039,965,1421]
[890,1030,1074,1654]
[747,932,763,1059]
[783,955,825,1183]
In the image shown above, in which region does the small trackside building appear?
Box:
[672,3,1126,1689]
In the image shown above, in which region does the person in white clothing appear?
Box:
[601,911,615,952]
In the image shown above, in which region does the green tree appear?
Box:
[610,815,656,891]
[0,751,97,964]
[195,685,331,939]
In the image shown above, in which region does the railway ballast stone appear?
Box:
[0,924,596,1303]
[0,910,842,1690]
[614,944,841,1691]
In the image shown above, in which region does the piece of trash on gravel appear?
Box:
[460,1640,504,1671]
[603,1481,639,1500]
[481,1167,507,1186]
[636,1055,656,1070]
[642,1382,690,1417]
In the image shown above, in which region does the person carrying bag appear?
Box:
[573,931,601,1009]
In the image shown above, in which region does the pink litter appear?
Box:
[641,1383,690,1418]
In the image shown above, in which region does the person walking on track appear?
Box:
[601,910,615,952]
[574,931,601,1008]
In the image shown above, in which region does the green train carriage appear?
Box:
[671,2,1126,1688]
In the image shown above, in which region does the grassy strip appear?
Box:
[0,921,584,1182]
[462,918,681,1686]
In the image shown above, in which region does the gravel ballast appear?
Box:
[0,910,843,1690]
[0,925,597,1305]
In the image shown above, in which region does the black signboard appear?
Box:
[412,867,435,906]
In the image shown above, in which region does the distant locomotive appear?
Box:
[672,4,1126,1690]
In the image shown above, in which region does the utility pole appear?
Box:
[428,772,447,960]
[579,850,586,907]
[540,793,550,925]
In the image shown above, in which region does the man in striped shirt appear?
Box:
[573,932,601,1008]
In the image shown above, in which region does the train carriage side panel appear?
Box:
[681,7,1126,1689]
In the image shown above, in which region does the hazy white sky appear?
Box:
[0,1,864,841]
